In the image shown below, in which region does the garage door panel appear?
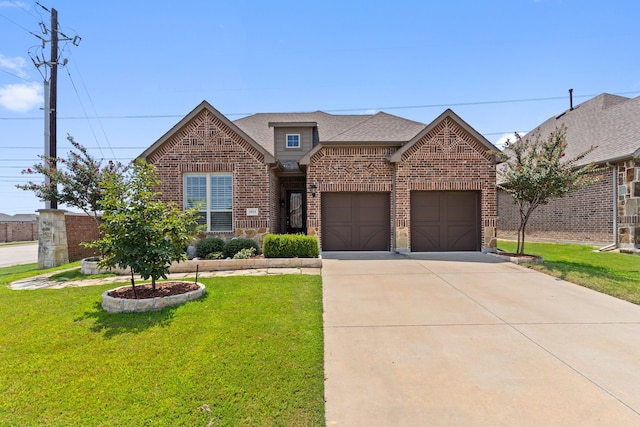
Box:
[412,225,441,251]
[322,193,390,251]
[446,225,477,251]
[411,191,480,252]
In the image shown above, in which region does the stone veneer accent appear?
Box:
[617,159,640,248]
[37,209,69,269]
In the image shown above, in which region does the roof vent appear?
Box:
[569,88,574,111]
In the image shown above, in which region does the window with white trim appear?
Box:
[184,173,233,232]
[286,134,300,148]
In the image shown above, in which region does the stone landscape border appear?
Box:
[102,282,206,313]
[82,257,323,275]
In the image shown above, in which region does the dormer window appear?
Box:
[286,134,300,148]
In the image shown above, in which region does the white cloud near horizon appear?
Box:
[0,1,28,8]
[0,82,43,112]
[0,54,29,78]
[494,132,526,150]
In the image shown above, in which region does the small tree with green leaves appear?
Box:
[497,125,599,255]
[88,159,201,291]
[17,135,126,227]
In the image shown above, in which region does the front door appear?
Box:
[286,190,306,234]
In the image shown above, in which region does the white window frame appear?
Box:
[286,133,301,149]
[184,173,233,232]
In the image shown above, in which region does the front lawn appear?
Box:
[498,240,640,304]
[0,270,325,426]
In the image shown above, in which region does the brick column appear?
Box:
[37,209,69,269]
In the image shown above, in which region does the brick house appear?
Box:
[498,93,640,248]
[140,101,498,252]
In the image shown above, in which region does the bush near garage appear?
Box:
[262,234,320,258]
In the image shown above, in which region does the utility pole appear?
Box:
[48,7,58,209]
[30,4,80,210]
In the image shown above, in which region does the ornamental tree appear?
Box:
[497,125,599,255]
[16,135,126,226]
[87,159,201,290]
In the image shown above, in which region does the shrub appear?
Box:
[196,237,225,258]
[262,234,319,258]
[206,251,224,260]
[223,238,260,258]
[233,247,256,259]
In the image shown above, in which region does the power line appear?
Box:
[0,11,33,34]
[2,90,639,122]
[0,68,39,84]
[65,59,116,158]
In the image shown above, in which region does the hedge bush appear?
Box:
[223,238,260,258]
[262,234,319,258]
[195,237,225,258]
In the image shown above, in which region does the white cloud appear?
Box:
[494,132,526,150]
[0,54,29,78]
[0,82,43,112]
[0,1,28,8]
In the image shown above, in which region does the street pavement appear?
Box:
[0,242,38,268]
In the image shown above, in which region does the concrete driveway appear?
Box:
[322,252,640,426]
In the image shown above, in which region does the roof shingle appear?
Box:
[526,93,640,165]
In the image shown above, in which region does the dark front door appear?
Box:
[286,190,306,234]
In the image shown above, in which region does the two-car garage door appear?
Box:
[321,191,480,251]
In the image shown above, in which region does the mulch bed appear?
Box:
[107,281,200,299]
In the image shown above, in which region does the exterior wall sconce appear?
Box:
[309,184,318,197]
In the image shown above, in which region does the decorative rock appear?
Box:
[102,282,206,313]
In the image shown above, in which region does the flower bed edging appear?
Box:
[102,282,206,313]
[488,252,543,264]
[85,257,322,276]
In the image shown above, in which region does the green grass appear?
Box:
[498,240,640,304]
[0,270,325,426]
[48,267,115,282]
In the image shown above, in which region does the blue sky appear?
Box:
[1,0,639,215]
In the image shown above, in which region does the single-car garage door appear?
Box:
[322,192,390,251]
[411,191,480,251]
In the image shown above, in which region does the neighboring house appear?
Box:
[139,101,498,252]
[498,93,640,248]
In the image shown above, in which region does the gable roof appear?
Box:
[139,101,275,163]
[527,93,640,165]
[234,111,425,153]
[389,109,496,162]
